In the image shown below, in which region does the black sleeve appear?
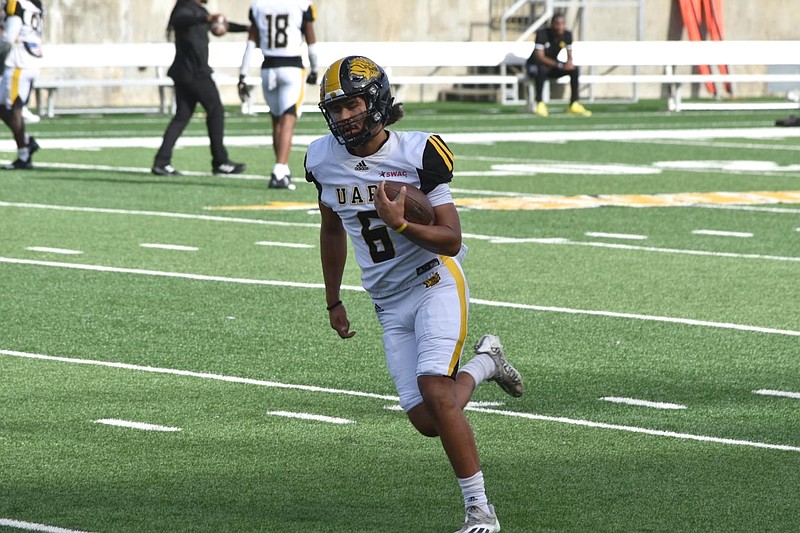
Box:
[227,21,249,33]
[417,134,454,193]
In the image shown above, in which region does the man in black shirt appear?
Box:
[525,13,591,117]
[153,0,248,176]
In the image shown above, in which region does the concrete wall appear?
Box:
[39,0,799,108]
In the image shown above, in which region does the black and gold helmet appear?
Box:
[319,56,394,148]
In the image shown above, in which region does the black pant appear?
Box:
[527,62,581,104]
[154,76,228,167]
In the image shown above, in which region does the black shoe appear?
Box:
[152,164,181,176]
[28,136,40,156]
[212,161,246,175]
[4,158,33,170]
[268,173,296,190]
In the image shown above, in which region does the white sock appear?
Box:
[457,471,490,513]
[458,353,496,389]
[273,163,290,178]
[18,146,30,161]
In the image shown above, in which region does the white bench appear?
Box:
[525,40,800,111]
[33,41,531,116]
[32,40,800,116]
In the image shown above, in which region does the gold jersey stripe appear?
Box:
[6,0,17,15]
[428,135,454,171]
[441,256,468,376]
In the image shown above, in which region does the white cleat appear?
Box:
[474,334,524,398]
[454,504,501,533]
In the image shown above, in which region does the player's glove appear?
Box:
[306,71,318,85]
[237,75,250,103]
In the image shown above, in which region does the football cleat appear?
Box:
[4,158,33,170]
[567,101,592,117]
[474,334,524,398]
[269,173,296,190]
[28,136,40,156]
[455,504,501,533]
[534,101,548,117]
[212,161,246,175]
[151,164,181,176]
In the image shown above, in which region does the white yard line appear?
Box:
[753,389,800,400]
[600,397,687,410]
[585,232,648,240]
[2,256,798,336]
[255,241,314,248]
[140,243,199,251]
[698,204,800,215]
[3,348,799,454]
[0,201,320,228]
[0,518,95,533]
[94,419,181,432]
[25,247,83,255]
[266,411,355,424]
[691,230,754,238]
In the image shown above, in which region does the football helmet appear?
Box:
[319,56,394,148]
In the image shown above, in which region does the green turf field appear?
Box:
[1,101,799,532]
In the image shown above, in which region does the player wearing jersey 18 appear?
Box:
[240,0,317,190]
[305,55,525,533]
[0,0,43,170]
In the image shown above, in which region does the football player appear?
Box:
[305,55,525,533]
[239,0,317,190]
[0,0,43,170]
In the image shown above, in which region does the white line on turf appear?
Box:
[139,243,199,251]
[2,256,798,337]
[469,297,800,337]
[3,349,798,454]
[585,232,648,240]
[698,204,800,214]
[600,397,687,410]
[25,247,83,255]
[753,389,800,400]
[0,518,95,533]
[691,229,754,238]
[94,419,181,432]
[255,241,314,248]
[266,411,355,424]
[0,201,320,228]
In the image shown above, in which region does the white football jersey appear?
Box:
[248,0,315,61]
[3,0,44,68]
[306,130,456,298]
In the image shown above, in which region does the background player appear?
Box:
[152,0,248,177]
[0,0,43,170]
[305,55,524,533]
[526,12,591,117]
[239,0,317,190]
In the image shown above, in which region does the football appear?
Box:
[382,180,435,225]
[210,15,227,36]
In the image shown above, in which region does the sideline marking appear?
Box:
[140,243,199,252]
[600,397,687,410]
[95,419,181,432]
[266,411,355,425]
[0,201,319,228]
[585,232,648,240]
[753,389,800,400]
[0,518,95,533]
[692,229,753,238]
[255,241,314,249]
[3,349,799,454]
[26,247,82,255]
[2,256,798,337]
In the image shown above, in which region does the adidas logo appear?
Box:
[374,303,384,313]
[354,160,369,171]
